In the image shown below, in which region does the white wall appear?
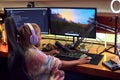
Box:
[0,0,114,13]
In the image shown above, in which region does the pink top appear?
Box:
[24,47,64,80]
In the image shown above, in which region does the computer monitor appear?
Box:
[49,7,96,38]
[4,7,49,34]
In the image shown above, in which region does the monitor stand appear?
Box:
[64,36,79,50]
[73,36,79,44]
[64,36,80,50]
[70,36,88,52]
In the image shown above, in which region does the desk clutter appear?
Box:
[42,41,104,65]
[42,43,57,52]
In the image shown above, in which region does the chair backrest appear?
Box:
[4,16,18,55]
[4,16,32,80]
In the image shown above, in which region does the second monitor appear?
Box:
[49,7,96,38]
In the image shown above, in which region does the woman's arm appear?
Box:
[61,57,90,68]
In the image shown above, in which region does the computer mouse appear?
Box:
[88,56,92,59]
[80,54,88,58]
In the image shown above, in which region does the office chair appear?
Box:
[4,16,32,80]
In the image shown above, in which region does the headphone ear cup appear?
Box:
[24,23,39,45]
[30,29,38,45]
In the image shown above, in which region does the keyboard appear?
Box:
[55,50,104,65]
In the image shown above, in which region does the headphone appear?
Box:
[24,23,38,45]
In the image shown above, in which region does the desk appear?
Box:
[63,44,120,80]
[63,53,120,80]
[41,39,120,80]
[1,39,120,80]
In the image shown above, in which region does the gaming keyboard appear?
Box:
[55,50,104,65]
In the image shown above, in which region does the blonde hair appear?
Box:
[18,23,40,51]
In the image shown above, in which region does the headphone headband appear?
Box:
[24,23,38,45]
[24,23,34,30]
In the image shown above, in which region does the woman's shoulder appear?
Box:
[25,47,46,61]
[25,47,41,56]
[28,47,42,53]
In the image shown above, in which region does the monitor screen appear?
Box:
[4,7,49,34]
[49,7,96,38]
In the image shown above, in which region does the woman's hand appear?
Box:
[77,57,90,64]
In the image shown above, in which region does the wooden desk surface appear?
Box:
[64,44,120,80]
[41,39,120,80]
[64,52,120,80]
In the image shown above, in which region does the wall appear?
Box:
[0,0,115,13]
[1,0,120,31]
